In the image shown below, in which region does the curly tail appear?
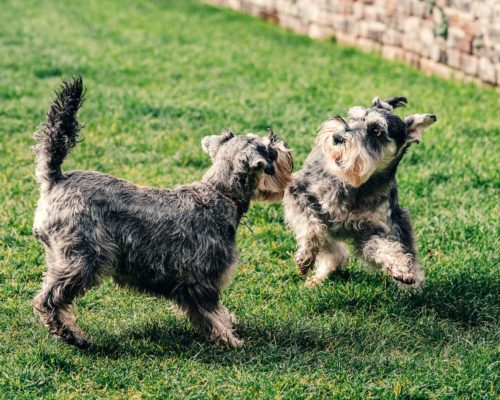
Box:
[34,76,85,191]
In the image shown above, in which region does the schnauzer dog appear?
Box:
[32,77,293,348]
[283,96,436,289]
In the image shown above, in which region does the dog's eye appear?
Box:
[367,123,383,138]
[268,148,278,161]
[333,134,345,145]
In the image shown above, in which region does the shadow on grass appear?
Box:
[85,319,351,364]
[80,269,498,362]
[317,269,499,327]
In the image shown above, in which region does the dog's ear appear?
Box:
[201,130,234,159]
[384,96,407,109]
[372,96,408,111]
[404,114,437,143]
[267,128,277,144]
[371,97,393,111]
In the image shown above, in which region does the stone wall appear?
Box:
[207,0,499,86]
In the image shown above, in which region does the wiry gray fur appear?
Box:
[284,96,437,289]
[32,77,293,348]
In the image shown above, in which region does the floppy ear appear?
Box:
[201,130,234,159]
[384,96,407,109]
[372,96,408,111]
[404,114,437,143]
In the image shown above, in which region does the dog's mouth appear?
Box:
[330,154,373,188]
[329,147,343,162]
[253,140,293,202]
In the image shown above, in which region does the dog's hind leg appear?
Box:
[294,227,324,276]
[33,248,99,348]
[305,240,349,288]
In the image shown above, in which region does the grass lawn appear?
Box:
[0,0,498,398]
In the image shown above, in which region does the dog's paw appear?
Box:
[296,263,311,276]
[227,336,244,348]
[305,276,323,289]
[216,334,244,348]
[393,270,425,290]
[73,337,91,349]
[295,255,315,276]
[228,312,239,325]
[59,330,91,349]
[212,331,244,348]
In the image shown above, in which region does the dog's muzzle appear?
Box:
[264,163,275,175]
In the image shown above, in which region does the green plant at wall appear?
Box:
[433,6,448,39]
[426,0,436,15]
[474,34,484,50]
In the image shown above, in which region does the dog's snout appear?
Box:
[264,163,275,176]
[429,114,437,122]
[333,134,344,145]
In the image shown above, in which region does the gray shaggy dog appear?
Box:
[32,77,293,348]
[284,97,436,289]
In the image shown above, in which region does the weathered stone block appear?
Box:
[331,13,356,34]
[404,16,422,33]
[382,29,402,47]
[420,57,454,78]
[471,1,493,21]
[420,26,435,46]
[334,31,358,46]
[410,0,426,18]
[450,0,470,13]
[351,3,364,18]
[360,20,385,42]
[460,53,479,76]
[478,57,496,84]
[357,37,381,52]
[447,48,461,69]
[403,50,421,67]
[447,26,465,49]
[381,44,404,60]
[430,40,448,63]
[309,23,335,39]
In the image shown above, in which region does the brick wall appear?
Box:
[207,0,499,86]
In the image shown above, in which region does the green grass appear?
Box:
[0,0,498,398]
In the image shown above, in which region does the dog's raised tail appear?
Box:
[34,76,85,190]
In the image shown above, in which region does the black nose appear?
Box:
[429,114,437,122]
[333,135,344,145]
[264,163,275,176]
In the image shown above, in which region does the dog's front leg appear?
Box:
[174,283,243,347]
[358,234,424,289]
[188,304,243,348]
[305,239,349,288]
[295,239,319,277]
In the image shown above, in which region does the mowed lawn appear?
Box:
[0,0,498,398]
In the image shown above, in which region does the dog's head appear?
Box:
[202,130,293,201]
[316,97,437,187]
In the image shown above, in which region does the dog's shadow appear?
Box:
[317,269,498,327]
[82,269,498,363]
